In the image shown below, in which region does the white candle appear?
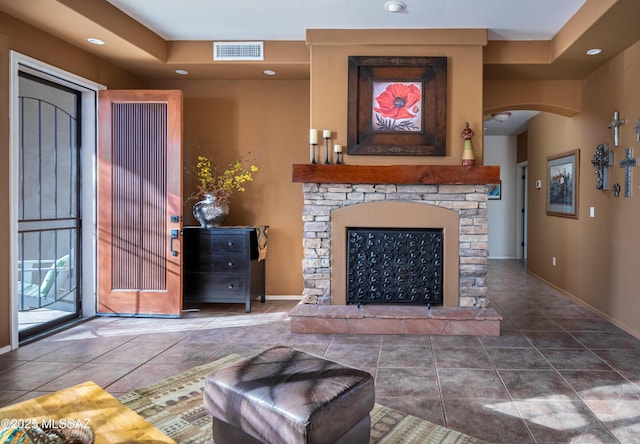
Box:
[334,144,342,153]
[322,130,331,139]
[309,129,318,144]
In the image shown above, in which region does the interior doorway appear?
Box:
[10,52,104,347]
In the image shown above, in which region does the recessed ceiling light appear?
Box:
[586,48,602,56]
[263,70,276,76]
[384,1,406,12]
[175,69,189,75]
[492,112,512,122]
[87,38,105,45]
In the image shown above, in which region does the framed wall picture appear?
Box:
[347,56,447,156]
[547,149,580,218]
[487,181,501,200]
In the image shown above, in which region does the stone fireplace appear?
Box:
[289,164,503,336]
[302,183,489,308]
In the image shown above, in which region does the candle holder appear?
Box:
[335,151,342,164]
[323,136,331,164]
[309,143,317,164]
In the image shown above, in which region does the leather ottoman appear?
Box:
[204,346,375,444]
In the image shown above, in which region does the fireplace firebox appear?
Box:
[347,228,443,306]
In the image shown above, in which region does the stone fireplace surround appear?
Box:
[289,164,502,336]
[332,200,457,306]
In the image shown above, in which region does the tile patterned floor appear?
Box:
[2,260,640,443]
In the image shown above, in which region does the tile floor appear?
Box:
[2,260,640,443]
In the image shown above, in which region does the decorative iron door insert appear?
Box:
[347,228,443,305]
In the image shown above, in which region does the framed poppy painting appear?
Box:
[347,56,447,156]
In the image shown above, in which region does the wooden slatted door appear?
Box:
[97,90,183,316]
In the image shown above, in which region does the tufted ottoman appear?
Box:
[204,346,375,444]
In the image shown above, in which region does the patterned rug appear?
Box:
[118,354,485,444]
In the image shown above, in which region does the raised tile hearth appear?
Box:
[289,303,502,336]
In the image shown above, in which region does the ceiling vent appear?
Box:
[214,42,264,61]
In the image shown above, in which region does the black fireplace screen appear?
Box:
[346,228,443,305]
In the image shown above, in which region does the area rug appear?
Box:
[118,354,485,444]
[0,380,174,444]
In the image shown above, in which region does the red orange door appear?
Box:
[97,90,183,316]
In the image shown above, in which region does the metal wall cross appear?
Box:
[591,143,613,190]
[619,147,638,198]
[608,111,625,146]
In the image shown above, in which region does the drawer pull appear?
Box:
[227,261,234,267]
[227,241,235,247]
[228,284,234,289]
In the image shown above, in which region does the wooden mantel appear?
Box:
[292,164,500,185]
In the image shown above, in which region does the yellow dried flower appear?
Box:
[189,153,258,203]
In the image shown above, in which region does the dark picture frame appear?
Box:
[347,56,447,156]
[547,149,580,218]
[487,181,501,200]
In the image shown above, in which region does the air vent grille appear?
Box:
[214,42,264,61]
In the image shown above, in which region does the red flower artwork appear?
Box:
[373,82,422,131]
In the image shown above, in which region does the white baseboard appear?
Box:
[264,295,303,301]
[0,344,13,356]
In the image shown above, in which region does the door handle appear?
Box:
[170,229,180,256]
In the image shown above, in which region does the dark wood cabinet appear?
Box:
[183,227,267,312]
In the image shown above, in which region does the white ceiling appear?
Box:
[107,0,586,42]
[484,111,541,137]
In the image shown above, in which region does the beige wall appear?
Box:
[308,29,487,165]
[148,78,309,295]
[526,39,640,337]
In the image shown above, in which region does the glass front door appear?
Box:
[17,72,81,340]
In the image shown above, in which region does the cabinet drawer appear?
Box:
[211,255,249,273]
[184,232,247,255]
[184,273,247,301]
[185,254,248,273]
[208,234,247,254]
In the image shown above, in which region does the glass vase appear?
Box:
[193,194,229,228]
